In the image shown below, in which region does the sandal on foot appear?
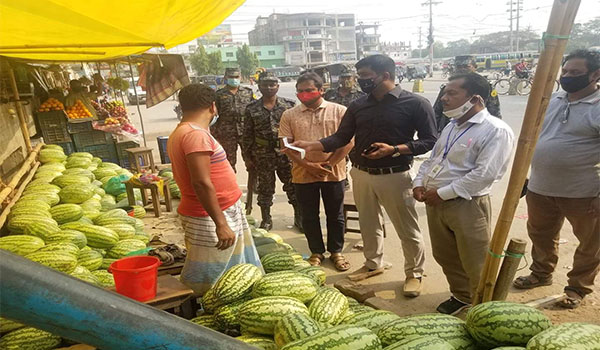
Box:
[513,274,552,289]
[308,253,324,266]
[330,253,350,271]
[558,289,584,309]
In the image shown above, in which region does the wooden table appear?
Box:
[158,261,184,276]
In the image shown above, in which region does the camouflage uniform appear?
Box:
[213,86,255,170]
[323,88,366,107]
[243,97,297,209]
[433,82,502,134]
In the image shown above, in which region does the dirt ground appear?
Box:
[144,155,599,325]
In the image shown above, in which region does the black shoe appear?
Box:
[259,207,272,231]
[436,296,471,315]
[292,204,303,232]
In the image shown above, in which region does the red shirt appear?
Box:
[167,122,241,217]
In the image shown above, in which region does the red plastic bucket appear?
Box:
[109,256,161,302]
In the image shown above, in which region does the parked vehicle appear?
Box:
[127,78,146,105]
[405,65,427,81]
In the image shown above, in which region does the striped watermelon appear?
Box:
[94,215,137,227]
[281,325,382,350]
[62,168,95,181]
[77,216,94,225]
[251,271,318,303]
[23,220,61,240]
[239,296,309,335]
[213,263,263,304]
[37,162,66,172]
[384,336,455,350]
[133,218,145,231]
[0,327,61,350]
[133,234,150,244]
[92,270,115,288]
[25,251,78,273]
[0,235,45,256]
[491,347,526,350]
[52,175,91,188]
[11,199,50,212]
[20,192,61,206]
[93,168,118,179]
[37,242,80,257]
[45,229,88,248]
[0,318,25,334]
[107,239,147,258]
[81,198,102,212]
[59,184,95,204]
[102,223,136,239]
[261,252,295,273]
[33,170,62,180]
[65,157,92,169]
[297,266,327,286]
[71,269,100,285]
[23,183,61,194]
[527,322,600,350]
[466,301,552,348]
[214,297,251,332]
[344,310,401,334]
[274,312,322,348]
[7,206,51,221]
[377,314,476,350]
[49,203,84,224]
[100,258,118,270]
[191,315,218,330]
[39,148,67,163]
[8,215,58,235]
[60,223,119,249]
[78,249,103,271]
[201,287,224,314]
[236,335,277,350]
[309,287,349,325]
[131,205,146,218]
[263,232,284,244]
[68,152,93,160]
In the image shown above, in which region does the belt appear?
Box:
[255,136,278,148]
[353,163,410,175]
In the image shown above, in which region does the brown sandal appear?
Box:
[558,289,584,309]
[513,274,552,289]
[308,253,324,266]
[330,253,350,271]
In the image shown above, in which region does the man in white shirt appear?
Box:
[413,72,514,315]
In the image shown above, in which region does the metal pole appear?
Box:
[516,0,521,51]
[127,56,147,147]
[113,63,127,106]
[0,250,254,350]
[429,0,434,77]
[509,0,514,52]
[7,63,32,152]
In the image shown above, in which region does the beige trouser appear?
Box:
[526,191,600,296]
[426,195,491,303]
[350,168,425,278]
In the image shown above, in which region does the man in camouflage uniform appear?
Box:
[213,67,256,170]
[433,56,502,134]
[243,72,301,231]
[323,66,366,107]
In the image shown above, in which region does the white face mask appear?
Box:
[443,95,481,119]
[209,114,219,127]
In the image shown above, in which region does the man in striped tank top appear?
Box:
[167,84,262,296]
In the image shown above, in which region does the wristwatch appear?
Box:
[391,145,401,158]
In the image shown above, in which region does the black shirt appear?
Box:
[320,86,437,168]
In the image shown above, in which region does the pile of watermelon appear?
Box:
[158,168,180,199]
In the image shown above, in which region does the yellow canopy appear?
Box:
[0,0,245,61]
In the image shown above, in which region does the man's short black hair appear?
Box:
[355,54,396,80]
[178,83,216,113]
[564,49,600,73]
[296,72,323,89]
[449,72,490,98]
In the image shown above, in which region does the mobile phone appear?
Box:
[363,145,378,155]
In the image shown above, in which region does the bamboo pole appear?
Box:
[127,56,147,147]
[474,0,581,304]
[7,63,32,153]
[0,143,43,205]
[492,238,527,301]
[0,162,40,228]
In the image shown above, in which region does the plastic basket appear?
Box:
[73,130,114,149]
[156,136,170,164]
[116,141,139,168]
[67,119,94,134]
[38,111,71,143]
[53,141,75,155]
[79,143,118,163]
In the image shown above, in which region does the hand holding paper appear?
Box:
[283,137,306,159]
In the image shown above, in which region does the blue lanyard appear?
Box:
[443,123,475,159]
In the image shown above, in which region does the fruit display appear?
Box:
[91,100,109,119]
[38,98,64,112]
[105,101,127,119]
[66,100,92,119]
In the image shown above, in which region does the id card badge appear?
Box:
[428,163,444,180]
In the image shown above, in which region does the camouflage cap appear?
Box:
[225,67,240,75]
[454,55,477,67]
[340,65,356,77]
[258,71,279,82]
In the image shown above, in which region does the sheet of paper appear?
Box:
[282,137,306,159]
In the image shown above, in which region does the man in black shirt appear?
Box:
[291,55,437,297]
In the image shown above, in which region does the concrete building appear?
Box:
[381,41,412,63]
[356,23,381,59]
[249,13,357,67]
[205,45,285,69]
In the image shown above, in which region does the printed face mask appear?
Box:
[443,95,481,119]
[357,76,380,94]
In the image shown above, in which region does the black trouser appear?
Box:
[294,181,346,255]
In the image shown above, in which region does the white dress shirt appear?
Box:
[413,108,515,200]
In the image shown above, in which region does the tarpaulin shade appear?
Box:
[0,0,245,61]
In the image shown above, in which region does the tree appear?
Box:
[207,52,224,75]
[566,17,600,51]
[236,44,260,79]
[470,28,540,53]
[189,44,209,75]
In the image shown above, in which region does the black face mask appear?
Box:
[560,73,591,93]
[357,75,381,94]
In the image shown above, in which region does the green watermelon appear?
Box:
[106,239,146,258]
[0,326,61,350]
[60,222,119,249]
[37,242,80,257]
[274,312,322,348]
[91,270,115,288]
[0,235,45,256]
[309,287,349,325]
[0,317,25,334]
[102,223,136,239]
[236,335,277,350]
[25,251,78,273]
[77,249,103,271]
[251,271,318,303]
[261,252,295,273]
[201,287,224,314]
[344,310,401,334]
[384,335,455,350]
[191,315,218,330]
[214,297,251,332]
[49,203,84,224]
[8,215,58,235]
[44,229,88,249]
[19,192,60,206]
[239,296,309,335]
[281,325,381,350]
[526,322,600,350]
[213,263,263,304]
[23,220,61,240]
[39,149,67,163]
[52,174,91,188]
[296,266,327,286]
[59,184,95,204]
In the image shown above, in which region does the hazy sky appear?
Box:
[223,0,599,47]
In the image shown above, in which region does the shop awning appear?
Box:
[0,0,245,61]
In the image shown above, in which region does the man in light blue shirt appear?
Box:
[413,72,514,315]
[514,49,600,310]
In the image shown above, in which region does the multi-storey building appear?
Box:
[249,13,357,67]
[356,23,381,59]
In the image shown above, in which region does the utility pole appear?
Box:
[418,27,422,59]
[516,0,521,51]
[422,0,440,77]
[508,0,514,52]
